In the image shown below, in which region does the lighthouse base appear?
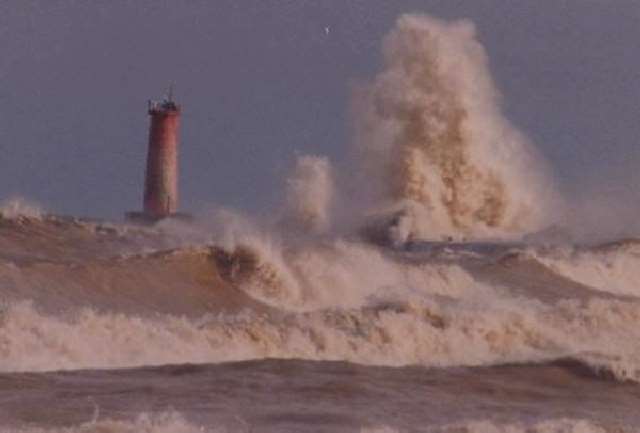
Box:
[125,211,194,225]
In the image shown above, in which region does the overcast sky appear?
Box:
[1,1,639,220]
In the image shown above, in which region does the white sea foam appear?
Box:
[2,288,640,381]
[426,419,620,433]
[2,203,639,380]
[226,237,492,311]
[1,411,217,433]
[364,419,622,433]
[6,415,624,433]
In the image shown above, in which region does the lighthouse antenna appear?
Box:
[167,82,174,103]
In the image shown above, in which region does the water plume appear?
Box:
[355,14,559,242]
[284,154,333,234]
[0,197,43,220]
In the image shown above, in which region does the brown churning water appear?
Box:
[143,96,181,218]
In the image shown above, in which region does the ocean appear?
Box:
[1,214,639,432]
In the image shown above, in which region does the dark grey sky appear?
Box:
[1,1,639,220]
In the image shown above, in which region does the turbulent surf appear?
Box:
[1,212,640,431]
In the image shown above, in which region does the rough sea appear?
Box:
[1,213,640,432]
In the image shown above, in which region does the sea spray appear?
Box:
[228,239,491,310]
[284,155,333,234]
[206,214,491,311]
[0,197,43,220]
[354,14,559,242]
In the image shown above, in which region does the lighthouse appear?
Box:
[127,89,185,223]
[144,90,180,217]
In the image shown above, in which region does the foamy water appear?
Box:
[3,412,212,433]
[530,242,640,297]
[2,202,640,431]
[2,211,640,430]
[2,240,640,382]
[4,414,623,433]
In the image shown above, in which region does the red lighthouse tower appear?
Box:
[144,91,180,217]
[127,89,184,223]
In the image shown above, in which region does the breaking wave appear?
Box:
[3,286,640,382]
[354,14,559,242]
[1,210,640,385]
[219,237,489,310]
[529,240,640,297]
